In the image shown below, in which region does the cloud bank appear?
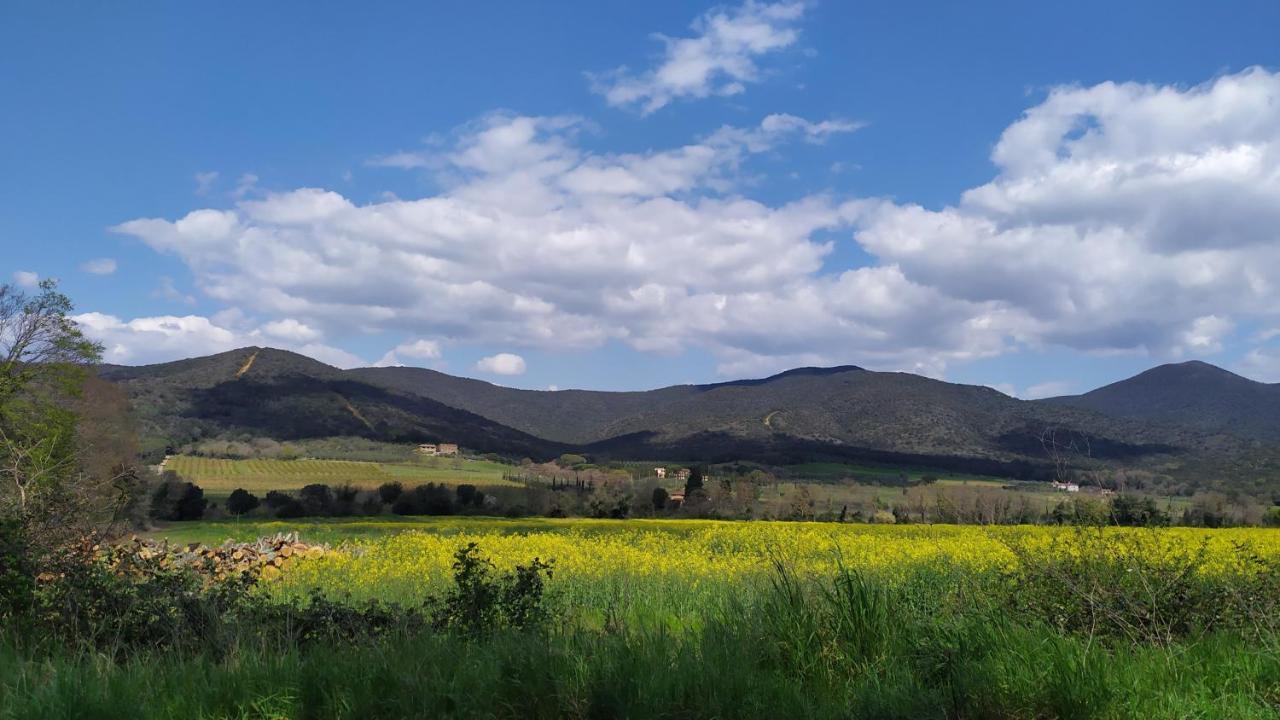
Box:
[88,68,1280,381]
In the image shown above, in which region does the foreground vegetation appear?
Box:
[6,519,1280,718]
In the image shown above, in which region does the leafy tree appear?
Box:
[684,467,705,498]
[225,488,260,516]
[456,484,478,506]
[557,453,587,468]
[298,484,334,516]
[378,481,404,504]
[0,280,109,535]
[150,480,206,521]
[651,486,669,511]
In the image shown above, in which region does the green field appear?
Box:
[163,455,519,498]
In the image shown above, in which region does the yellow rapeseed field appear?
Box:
[274,519,1280,614]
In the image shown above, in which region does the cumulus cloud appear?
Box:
[475,353,526,376]
[851,67,1280,361]
[80,258,117,275]
[11,271,39,288]
[376,339,444,367]
[591,1,806,114]
[73,312,368,368]
[108,68,1280,379]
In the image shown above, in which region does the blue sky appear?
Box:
[4,1,1280,394]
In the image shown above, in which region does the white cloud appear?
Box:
[80,258,117,275]
[74,312,242,364]
[476,353,526,376]
[11,271,39,288]
[257,318,321,343]
[592,1,806,114]
[850,67,1280,361]
[109,68,1280,380]
[73,311,369,369]
[194,171,219,196]
[376,339,444,367]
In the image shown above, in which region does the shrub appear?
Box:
[299,484,334,516]
[274,499,306,519]
[264,490,292,509]
[428,543,554,636]
[377,482,404,504]
[332,484,359,517]
[557,453,587,468]
[0,520,34,622]
[652,487,669,511]
[456,484,478,506]
[151,480,207,521]
[226,489,260,517]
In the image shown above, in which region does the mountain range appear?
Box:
[99,348,1280,489]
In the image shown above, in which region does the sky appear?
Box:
[4,1,1280,395]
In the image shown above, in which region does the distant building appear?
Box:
[654,467,667,479]
[675,468,691,481]
[416,443,459,456]
[1051,481,1080,493]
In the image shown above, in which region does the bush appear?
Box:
[274,499,306,519]
[557,453,587,468]
[428,543,554,636]
[333,484,359,517]
[299,484,334,516]
[378,482,404,504]
[264,490,292,509]
[391,484,455,516]
[150,480,207,521]
[226,488,260,517]
[0,520,34,622]
[652,487,669,511]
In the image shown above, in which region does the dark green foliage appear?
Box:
[684,467,705,497]
[456,483,478,506]
[225,489,259,516]
[149,480,206,521]
[273,499,306,519]
[1110,494,1168,526]
[427,543,553,636]
[0,520,34,622]
[390,483,454,516]
[297,484,333,515]
[332,484,359,517]
[377,481,403,504]
[263,490,291,509]
[651,487,668,510]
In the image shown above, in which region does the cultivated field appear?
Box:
[164,455,519,497]
[160,517,1280,618]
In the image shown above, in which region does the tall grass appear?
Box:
[3,556,1279,719]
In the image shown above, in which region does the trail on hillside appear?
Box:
[339,395,375,432]
[235,351,259,379]
[763,410,781,430]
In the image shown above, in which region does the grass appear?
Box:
[7,522,1280,719]
[164,455,519,499]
